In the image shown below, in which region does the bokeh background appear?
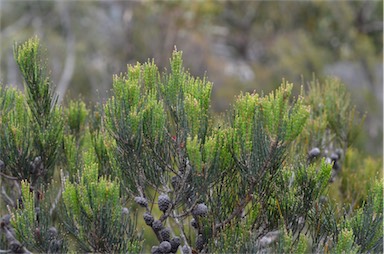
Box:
[0,0,382,155]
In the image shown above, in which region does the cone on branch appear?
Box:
[158,194,171,212]
[160,227,171,241]
[192,203,208,217]
[170,237,181,253]
[134,196,148,208]
[159,241,172,253]
[143,212,154,226]
[152,220,164,232]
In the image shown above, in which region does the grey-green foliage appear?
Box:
[12,36,63,185]
[349,181,383,253]
[60,151,141,253]
[288,76,366,166]
[0,87,32,182]
[11,181,68,253]
[0,37,142,254]
[104,60,166,193]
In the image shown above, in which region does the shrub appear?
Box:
[0,37,382,253]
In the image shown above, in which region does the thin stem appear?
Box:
[172,210,190,249]
[0,172,19,180]
[1,186,15,207]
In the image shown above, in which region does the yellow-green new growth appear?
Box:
[106,59,165,142]
[334,228,360,254]
[259,81,309,142]
[66,100,89,134]
[232,91,259,155]
[62,150,120,220]
[12,181,35,229]
[13,36,43,84]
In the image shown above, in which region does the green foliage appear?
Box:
[333,228,360,254]
[267,160,332,235]
[106,60,165,143]
[259,82,309,142]
[12,36,63,186]
[66,100,88,136]
[61,151,142,253]
[160,51,212,140]
[11,181,68,253]
[0,37,382,254]
[349,180,383,253]
[104,59,166,194]
[13,36,55,124]
[328,147,383,211]
[0,87,32,181]
[302,77,365,151]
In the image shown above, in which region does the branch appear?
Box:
[0,218,32,254]
[0,172,19,180]
[214,192,252,231]
[172,210,190,250]
[1,186,15,207]
[214,138,280,232]
[49,186,62,216]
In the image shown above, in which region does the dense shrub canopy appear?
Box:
[0,37,382,254]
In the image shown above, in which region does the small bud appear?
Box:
[34,227,41,239]
[48,227,58,239]
[122,207,129,215]
[182,245,191,254]
[192,203,208,217]
[190,218,198,229]
[34,156,42,164]
[333,161,341,171]
[159,241,172,253]
[196,234,205,251]
[143,212,154,226]
[151,246,161,254]
[160,227,171,241]
[330,152,339,162]
[49,239,62,253]
[158,194,171,212]
[308,147,321,159]
[171,176,180,190]
[170,237,181,253]
[134,196,148,207]
[152,220,163,232]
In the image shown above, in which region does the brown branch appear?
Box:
[172,210,191,250]
[214,138,279,232]
[214,191,252,231]
[0,172,19,180]
[1,186,15,207]
[1,219,32,254]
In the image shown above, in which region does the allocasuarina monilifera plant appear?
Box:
[0,37,382,254]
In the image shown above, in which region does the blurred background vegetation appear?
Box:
[0,0,382,156]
